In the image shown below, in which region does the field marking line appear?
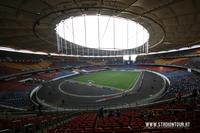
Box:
[58,80,124,98]
[127,72,141,90]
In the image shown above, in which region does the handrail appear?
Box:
[0,104,27,111]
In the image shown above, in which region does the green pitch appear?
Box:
[72,70,141,90]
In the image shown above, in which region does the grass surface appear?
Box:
[72,70,140,90]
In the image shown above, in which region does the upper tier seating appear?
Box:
[154,58,189,65]
[0,50,123,77]
[135,47,200,69]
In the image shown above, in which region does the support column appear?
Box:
[136,23,138,54]
[84,15,87,56]
[98,15,100,56]
[60,24,63,54]
[143,27,145,54]
[146,40,149,54]
[56,25,60,53]
[71,18,75,55]
[127,19,129,55]
[113,17,115,56]
[62,21,67,55]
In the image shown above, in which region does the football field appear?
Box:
[72,70,141,90]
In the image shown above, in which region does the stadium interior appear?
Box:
[0,0,200,133]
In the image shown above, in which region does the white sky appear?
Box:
[57,15,149,50]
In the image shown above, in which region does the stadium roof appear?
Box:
[0,0,200,53]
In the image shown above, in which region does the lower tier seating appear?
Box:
[48,107,200,133]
